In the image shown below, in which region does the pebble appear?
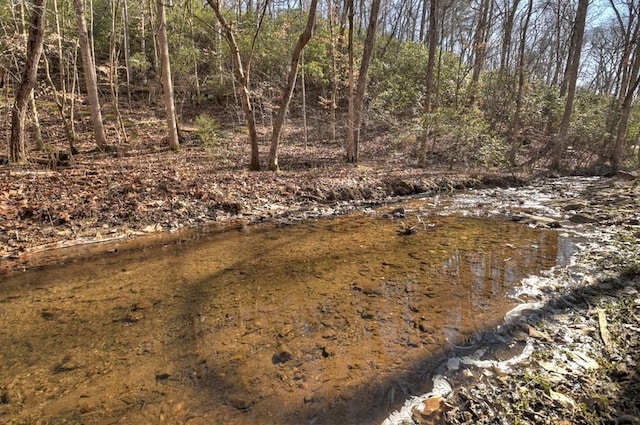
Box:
[227,395,254,411]
[272,349,293,364]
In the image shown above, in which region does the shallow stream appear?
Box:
[0,205,573,424]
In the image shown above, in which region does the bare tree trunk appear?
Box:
[73,0,108,149]
[156,0,180,151]
[508,0,533,165]
[611,47,640,170]
[148,0,159,79]
[346,0,355,161]
[468,0,492,106]
[122,0,132,107]
[43,53,76,149]
[327,0,339,141]
[419,0,439,167]
[607,0,640,169]
[30,91,44,150]
[110,0,128,145]
[17,0,44,152]
[16,0,26,34]
[50,0,77,152]
[140,4,148,85]
[549,2,563,87]
[346,0,381,163]
[419,0,428,42]
[551,0,588,170]
[268,0,318,170]
[499,0,521,72]
[206,0,261,170]
[70,42,80,141]
[301,51,308,146]
[10,0,47,163]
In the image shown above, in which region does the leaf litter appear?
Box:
[0,120,639,424]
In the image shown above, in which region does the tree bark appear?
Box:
[346,0,355,161]
[419,0,439,167]
[468,0,492,106]
[206,0,261,170]
[327,0,338,142]
[499,0,521,72]
[73,0,108,149]
[346,0,382,163]
[551,0,588,170]
[608,0,640,169]
[156,0,180,150]
[122,0,132,106]
[611,47,640,170]
[508,0,533,165]
[30,90,44,150]
[10,0,48,163]
[268,0,319,171]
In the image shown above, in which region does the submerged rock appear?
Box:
[272,349,293,364]
[569,213,599,224]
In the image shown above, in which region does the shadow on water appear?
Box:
[4,211,633,424]
[170,215,563,424]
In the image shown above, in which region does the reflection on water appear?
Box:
[0,214,562,424]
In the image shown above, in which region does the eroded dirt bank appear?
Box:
[0,138,528,272]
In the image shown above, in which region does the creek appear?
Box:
[0,197,577,424]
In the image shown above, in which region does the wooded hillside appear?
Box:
[1,0,639,171]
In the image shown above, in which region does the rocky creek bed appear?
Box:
[1,168,639,425]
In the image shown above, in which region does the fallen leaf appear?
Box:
[571,351,598,370]
[539,361,569,375]
[549,389,577,409]
[418,395,444,416]
[525,324,554,342]
[142,224,158,233]
[596,309,613,353]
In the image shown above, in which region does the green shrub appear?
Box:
[194,114,219,159]
[423,106,508,167]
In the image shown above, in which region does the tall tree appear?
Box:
[122,0,131,105]
[326,0,341,143]
[499,0,521,72]
[10,0,48,163]
[346,0,356,161]
[346,0,382,162]
[508,0,533,165]
[611,37,640,169]
[205,0,261,170]
[419,0,440,167]
[156,0,180,150]
[608,0,640,169]
[468,0,493,105]
[44,0,77,151]
[551,0,588,170]
[268,0,319,171]
[73,0,108,149]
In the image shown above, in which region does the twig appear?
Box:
[596,308,613,354]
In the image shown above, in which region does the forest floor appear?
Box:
[1,108,639,424]
[0,109,531,270]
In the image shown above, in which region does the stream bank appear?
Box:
[1,166,639,424]
[384,175,640,425]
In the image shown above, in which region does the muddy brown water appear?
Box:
[0,212,568,425]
